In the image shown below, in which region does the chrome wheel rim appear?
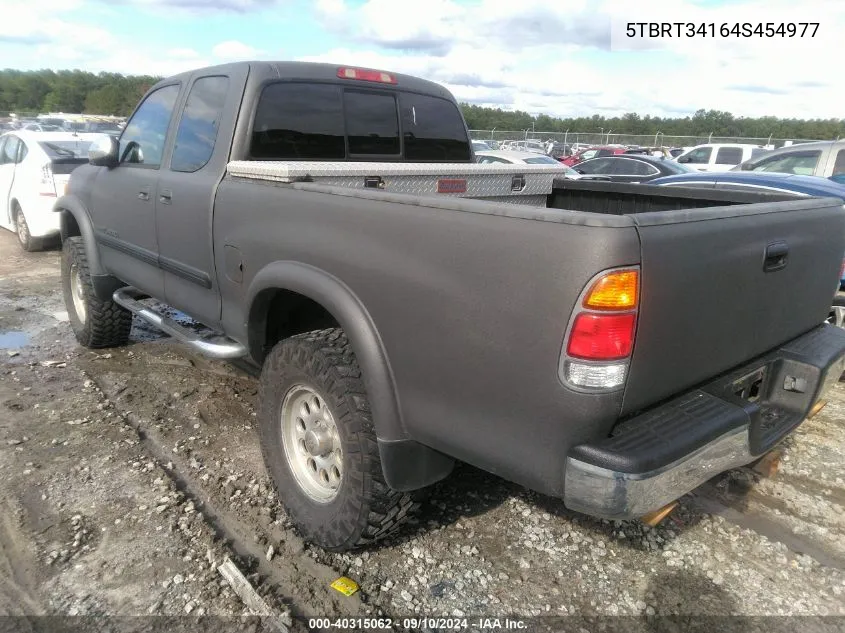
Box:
[16,212,28,245]
[280,384,342,503]
[69,264,87,324]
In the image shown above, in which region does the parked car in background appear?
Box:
[649,170,845,199]
[475,150,581,175]
[674,143,766,172]
[471,140,492,152]
[23,123,64,132]
[573,154,694,182]
[0,131,93,251]
[561,146,626,167]
[733,141,845,182]
[501,140,546,154]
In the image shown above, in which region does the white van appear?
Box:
[675,143,767,172]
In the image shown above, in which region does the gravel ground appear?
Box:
[1,230,844,632]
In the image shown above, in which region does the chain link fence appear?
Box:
[469,129,828,149]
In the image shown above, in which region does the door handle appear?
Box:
[764,241,789,272]
[138,188,150,201]
[159,189,173,205]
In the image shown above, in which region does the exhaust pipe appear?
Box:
[640,500,679,527]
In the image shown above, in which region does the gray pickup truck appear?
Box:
[55,61,845,551]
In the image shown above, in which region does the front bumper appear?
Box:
[564,324,845,519]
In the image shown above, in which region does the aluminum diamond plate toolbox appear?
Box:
[226,161,572,205]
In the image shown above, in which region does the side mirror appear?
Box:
[677,155,690,163]
[575,168,586,174]
[89,134,119,168]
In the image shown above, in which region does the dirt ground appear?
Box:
[1,229,844,632]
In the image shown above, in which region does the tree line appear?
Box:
[460,104,844,141]
[1,69,842,140]
[0,69,159,117]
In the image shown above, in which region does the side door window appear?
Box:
[617,159,658,176]
[578,158,613,174]
[715,147,743,165]
[751,151,821,175]
[684,147,712,164]
[119,84,181,168]
[1,136,21,165]
[171,76,230,172]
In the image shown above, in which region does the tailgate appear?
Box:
[622,198,845,414]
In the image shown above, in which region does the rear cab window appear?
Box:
[249,82,470,162]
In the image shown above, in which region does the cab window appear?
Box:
[120,84,181,168]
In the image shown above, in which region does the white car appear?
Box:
[674,143,767,172]
[475,150,581,177]
[0,131,94,251]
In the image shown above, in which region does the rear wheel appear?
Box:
[61,236,132,348]
[258,328,421,551]
[13,205,43,252]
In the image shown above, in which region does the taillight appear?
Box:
[567,313,636,360]
[561,268,639,391]
[839,258,845,280]
[337,67,397,84]
[39,164,56,197]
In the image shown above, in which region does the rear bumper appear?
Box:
[564,324,845,519]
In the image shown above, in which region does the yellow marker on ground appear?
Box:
[330,576,359,596]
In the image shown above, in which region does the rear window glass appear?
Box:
[251,82,470,161]
[38,140,92,159]
[252,83,345,160]
[715,147,743,164]
[399,92,470,161]
[524,156,559,164]
[344,91,399,155]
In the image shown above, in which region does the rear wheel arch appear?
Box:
[246,262,405,443]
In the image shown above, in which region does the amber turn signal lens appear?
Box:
[584,270,639,310]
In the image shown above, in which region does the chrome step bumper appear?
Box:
[564,324,845,520]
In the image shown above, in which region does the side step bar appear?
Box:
[113,287,247,360]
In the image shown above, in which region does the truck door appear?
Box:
[155,67,246,326]
[89,83,181,296]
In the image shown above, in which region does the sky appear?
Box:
[0,0,842,119]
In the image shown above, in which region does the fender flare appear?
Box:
[54,195,102,274]
[54,195,124,301]
[246,261,405,442]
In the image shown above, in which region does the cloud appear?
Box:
[317,0,611,54]
[211,40,262,60]
[103,0,280,12]
[306,0,845,119]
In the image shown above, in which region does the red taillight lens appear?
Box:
[567,313,636,360]
[337,67,397,84]
[839,258,845,279]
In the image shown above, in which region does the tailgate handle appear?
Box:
[764,241,789,272]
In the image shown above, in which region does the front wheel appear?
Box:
[258,328,420,551]
[61,237,132,348]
